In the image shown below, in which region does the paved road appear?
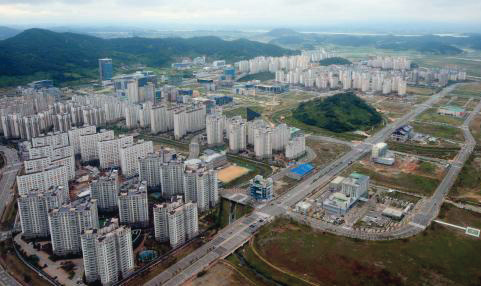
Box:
[0,146,22,286]
[143,84,464,286]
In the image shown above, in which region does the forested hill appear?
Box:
[0,28,296,85]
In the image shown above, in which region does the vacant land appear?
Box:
[406,86,435,95]
[450,82,481,97]
[248,206,481,286]
[273,176,298,197]
[411,121,464,142]
[451,150,481,204]
[469,114,481,144]
[416,108,465,126]
[187,262,253,286]
[387,142,460,160]
[346,162,440,196]
[225,155,272,188]
[306,138,350,167]
[218,165,250,184]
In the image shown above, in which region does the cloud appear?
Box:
[0,0,479,27]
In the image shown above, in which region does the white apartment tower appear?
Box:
[153,198,199,248]
[227,116,247,153]
[17,165,69,196]
[206,113,225,146]
[119,140,153,177]
[90,170,120,212]
[254,127,272,159]
[79,129,115,162]
[18,186,69,239]
[117,181,149,227]
[68,125,97,155]
[98,135,134,169]
[48,199,99,256]
[81,218,134,286]
[183,160,218,212]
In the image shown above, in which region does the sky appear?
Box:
[1,0,480,32]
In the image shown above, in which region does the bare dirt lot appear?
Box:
[218,165,250,183]
[186,261,252,286]
[306,139,350,167]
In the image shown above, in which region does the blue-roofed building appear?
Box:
[288,163,314,180]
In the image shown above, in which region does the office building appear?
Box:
[48,199,99,256]
[99,58,113,82]
[118,181,149,227]
[249,175,273,201]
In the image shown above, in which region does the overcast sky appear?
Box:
[1,0,480,30]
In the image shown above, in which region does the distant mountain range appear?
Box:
[0,26,21,40]
[264,28,481,55]
[0,28,295,86]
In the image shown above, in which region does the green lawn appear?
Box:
[249,206,481,286]
[416,108,464,127]
[451,150,481,204]
[387,142,460,160]
[411,121,464,142]
[224,106,264,119]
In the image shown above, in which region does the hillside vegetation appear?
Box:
[319,57,352,66]
[293,92,382,132]
[0,29,295,86]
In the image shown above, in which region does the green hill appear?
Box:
[292,92,382,133]
[0,28,295,86]
[319,57,352,66]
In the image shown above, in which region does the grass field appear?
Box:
[346,163,440,196]
[387,142,460,160]
[450,82,481,97]
[411,121,464,142]
[469,114,481,144]
[451,150,481,204]
[416,108,465,126]
[245,205,481,286]
[224,106,264,119]
[306,139,351,167]
[406,86,435,95]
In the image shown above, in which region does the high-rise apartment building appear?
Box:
[206,113,225,146]
[48,199,99,256]
[119,140,153,177]
[18,186,69,239]
[81,218,134,286]
[153,197,199,248]
[227,116,247,153]
[98,135,134,169]
[79,129,115,162]
[90,170,120,212]
[117,181,149,227]
[183,159,218,212]
[17,165,69,196]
